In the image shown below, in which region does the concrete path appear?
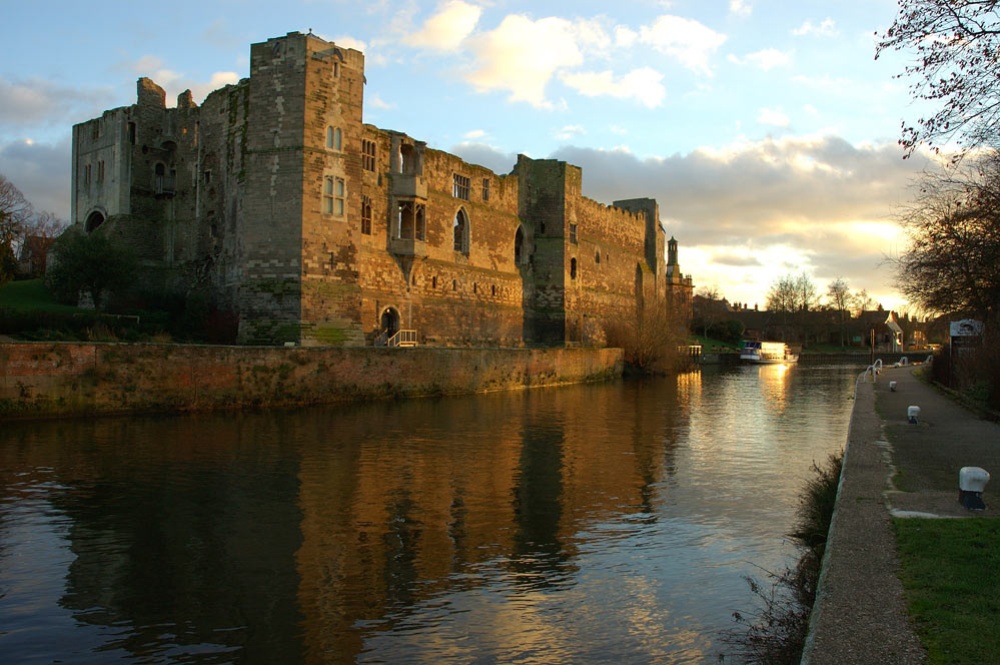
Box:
[802,364,1000,664]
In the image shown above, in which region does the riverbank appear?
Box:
[0,342,623,420]
[802,365,1000,663]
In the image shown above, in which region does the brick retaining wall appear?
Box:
[0,343,624,419]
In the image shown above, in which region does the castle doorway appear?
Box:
[380,307,401,338]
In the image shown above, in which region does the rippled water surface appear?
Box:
[0,364,859,664]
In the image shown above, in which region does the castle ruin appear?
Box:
[71,31,693,346]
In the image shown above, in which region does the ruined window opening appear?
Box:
[482,178,490,201]
[399,144,415,174]
[362,139,376,171]
[432,276,438,289]
[361,196,372,235]
[453,208,469,254]
[415,205,425,240]
[570,257,577,280]
[92,121,100,140]
[474,283,478,294]
[154,162,166,194]
[83,164,92,186]
[127,122,137,145]
[97,160,105,183]
[595,250,601,264]
[452,173,470,200]
[398,202,413,239]
[452,279,457,291]
[397,202,426,240]
[491,285,496,296]
[332,62,340,78]
[514,226,524,265]
[569,223,578,244]
[204,170,212,185]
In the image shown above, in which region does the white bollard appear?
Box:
[959,467,990,510]
[890,381,897,392]
[907,405,920,424]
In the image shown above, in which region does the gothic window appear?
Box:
[570,257,577,280]
[362,139,376,171]
[326,126,342,151]
[361,196,372,234]
[452,173,470,200]
[453,208,469,254]
[514,226,524,265]
[323,176,345,216]
[595,250,601,264]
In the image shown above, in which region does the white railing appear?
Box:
[375,329,418,347]
[862,358,883,382]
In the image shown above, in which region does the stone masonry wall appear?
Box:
[0,343,624,419]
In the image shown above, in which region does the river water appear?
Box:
[0,363,859,664]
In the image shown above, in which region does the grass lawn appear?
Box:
[894,517,1000,664]
[690,334,739,353]
[0,279,79,313]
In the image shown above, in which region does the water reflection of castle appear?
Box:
[2,377,696,662]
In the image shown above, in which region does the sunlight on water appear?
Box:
[0,364,859,664]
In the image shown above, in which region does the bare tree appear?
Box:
[766,274,798,313]
[827,278,852,347]
[876,0,1000,158]
[0,174,33,283]
[795,272,817,312]
[892,153,1000,318]
[853,288,875,316]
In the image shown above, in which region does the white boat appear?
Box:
[740,341,798,364]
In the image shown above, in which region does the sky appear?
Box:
[1,0,940,311]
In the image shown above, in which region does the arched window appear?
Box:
[453,208,469,254]
[361,196,372,235]
[514,226,524,265]
[595,250,601,264]
[326,126,342,150]
[570,257,577,280]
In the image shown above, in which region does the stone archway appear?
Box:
[380,307,401,338]
[85,210,105,233]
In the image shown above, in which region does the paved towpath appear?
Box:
[802,364,1000,664]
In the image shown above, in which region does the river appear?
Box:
[0,363,859,664]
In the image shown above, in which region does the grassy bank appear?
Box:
[894,518,1000,664]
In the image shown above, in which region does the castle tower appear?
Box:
[238,32,366,345]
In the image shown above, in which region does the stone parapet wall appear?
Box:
[0,343,623,420]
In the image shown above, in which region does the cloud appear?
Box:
[0,137,72,219]
[549,136,931,306]
[638,15,727,77]
[366,93,394,110]
[405,0,482,52]
[464,129,487,140]
[555,124,586,141]
[729,0,752,17]
[464,15,587,108]
[792,18,838,38]
[560,67,666,108]
[758,107,790,128]
[0,76,112,130]
[450,142,518,174]
[729,48,792,71]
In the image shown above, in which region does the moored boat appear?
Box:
[740,340,799,364]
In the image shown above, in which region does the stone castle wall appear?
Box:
[0,343,624,419]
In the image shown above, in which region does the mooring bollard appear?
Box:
[889,380,897,392]
[907,405,920,424]
[959,467,990,511]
